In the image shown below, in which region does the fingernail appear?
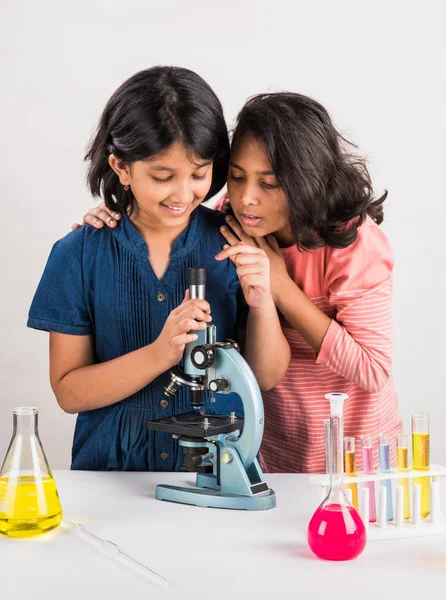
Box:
[115,213,120,218]
[215,254,220,259]
[109,219,115,225]
[226,215,232,222]
[223,244,229,249]
[220,226,226,232]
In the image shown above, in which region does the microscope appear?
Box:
[147,267,276,510]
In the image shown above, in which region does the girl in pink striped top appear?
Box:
[215,93,402,473]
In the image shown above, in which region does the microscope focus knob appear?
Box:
[191,345,214,369]
[209,377,230,393]
[183,454,204,470]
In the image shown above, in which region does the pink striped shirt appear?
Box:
[214,196,402,473]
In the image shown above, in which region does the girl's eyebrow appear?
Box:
[230,161,274,176]
[149,161,211,172]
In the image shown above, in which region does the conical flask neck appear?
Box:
[13,407,38,435]
[1,407,51,480]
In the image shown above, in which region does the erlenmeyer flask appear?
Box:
[307,395,366,560]
[0,407,62,538]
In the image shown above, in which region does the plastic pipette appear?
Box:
[64,520,169,586]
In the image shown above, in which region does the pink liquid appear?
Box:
[307,503,367,561]
[362,446,373,472]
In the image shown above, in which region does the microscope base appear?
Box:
[155,484,276,511]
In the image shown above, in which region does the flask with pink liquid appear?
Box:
[307,393,367,561]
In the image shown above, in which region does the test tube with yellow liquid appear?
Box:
[412,414,430,518]
[396,434,410,519]
[344,437,358,509]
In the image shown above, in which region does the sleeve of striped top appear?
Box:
[316,219,394,393]
[212,193,229,212]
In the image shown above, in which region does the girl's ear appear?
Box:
[108,154,130,185]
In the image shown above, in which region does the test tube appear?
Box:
[321,419,330,500]
[361,435,377,522]
[378,435,393,521]
[397,434,411,519]
[344,437,358,509]
[324,419,330,474]
[412,414,430,518]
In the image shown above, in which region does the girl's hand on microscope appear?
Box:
[153,299,212,367]
[216,215,290,306]
[71,202,121,230]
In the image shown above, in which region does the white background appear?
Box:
[1,0,445,468]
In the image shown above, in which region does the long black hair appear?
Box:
[232,93,386,249]
[85,66,230,212]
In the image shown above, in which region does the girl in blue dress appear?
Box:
[28,66,289,471]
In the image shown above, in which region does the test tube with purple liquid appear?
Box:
[378,434,393,521]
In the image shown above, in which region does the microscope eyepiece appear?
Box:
[188,267,206,286]
[188,267,206,300]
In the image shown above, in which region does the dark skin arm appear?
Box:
[215,230,290,391]
[218,216,331,354]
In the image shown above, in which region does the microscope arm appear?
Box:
[213,347,264,467]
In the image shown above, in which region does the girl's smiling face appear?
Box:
[227,135,293,245]
[110,143,213,230]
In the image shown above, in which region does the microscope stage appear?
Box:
[146,412,243,438]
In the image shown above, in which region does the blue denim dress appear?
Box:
[27,206,246,471]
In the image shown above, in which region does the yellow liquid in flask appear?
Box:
[0,476,62,538]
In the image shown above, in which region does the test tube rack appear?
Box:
[309,464,446,541]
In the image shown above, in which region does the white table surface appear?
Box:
[2,470,446,599]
